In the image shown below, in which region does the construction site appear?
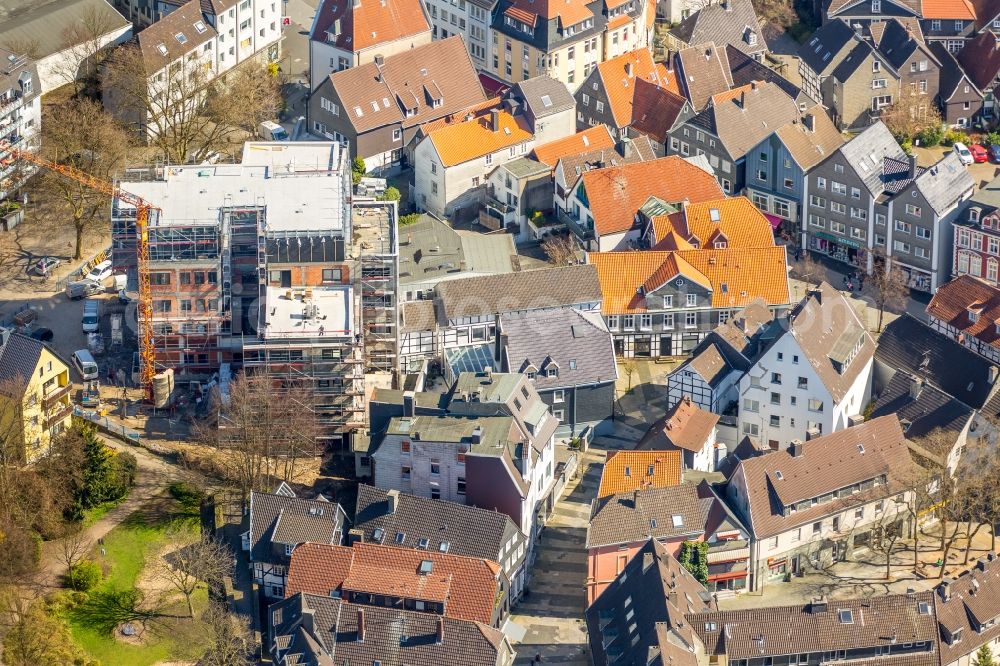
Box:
[109,141,400,453]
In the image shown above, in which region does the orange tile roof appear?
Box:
[286,542,502,624]
[650,197,776,250]
[506,0,593,26]
[587,246,790,314]
[311,0,431,51]
[597,450,683,497]
[532,126,616,167]
[595,48,668,128]
[657,63,681,95]
[428,110,533,167]
[607,12,633,29]
[922,0,976,19]
[639,396,720,453]
[418,97,502,135]
[580,156,724,236]
[709,82,755,106]
[505,5,538,24]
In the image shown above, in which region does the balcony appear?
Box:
[480,196,515,232]
[0,92,23,116]
[557,208,594,242]
[45,403,74,428]
[43,383,72,407]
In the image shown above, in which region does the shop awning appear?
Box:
[764,213,783,230]
[813,231,861,249]
[707,547,750,564]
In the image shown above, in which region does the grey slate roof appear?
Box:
[0,333,46,391]
[914,152,975,214]
[870,371,974,451]
[930,41,979,102]
[838,121,907,194]
[873,18,928,70]
[671,0,764,57]
[726,45,811,106]
[0,49,39,109]
[435,264,602,321]
[353,484,526,567]
[830,41,879,83]
[587,483,711,548]
[511,75,575,117]
[399,216,516,287]
[798,20,857,76]
[500,308,617,390]
[876,314,1000,415]
[271,594,511,666]
[557,134,657,180]
[247,491,345,563]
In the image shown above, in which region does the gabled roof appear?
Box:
[687,81,800,160]
[629,78,690,142]
[873,18,933,70]
[308,0,430,52]
[930,41,982,102]
[556,134,657,182]
[327,36,485,134]
[870,371,974,448]
[914,152,975,214]
[639,396,720,453]
[400,299,438,333]
[503,0,593,27]
[0,333,46,392]
[936,555,1000,664]
[830,40,882,83]
[532,126,616,167]
[593,48,673,128]
[675,42,734,110]
[427,109,533,167]
[512,75,575,117]
[248,491,345,562]
[956,30,1000,91]
[922,0,976,19]
[136,0,217,72]
[587,483,711,548]
[837,121,908,194]
[799,20,858,77]
[973,0,1000,28]
[726,45,810,105]
[579,156,724,237]
[928,274,1000,352]
[773,105,845,171]
[588,246,790,314]
[670,0,764,57]
[650,197,777,249]
[732,415,914,538]
[399,215,516,286]
[597,450,683,497]
[0,0,129,68]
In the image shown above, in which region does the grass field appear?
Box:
[64,496,211,666]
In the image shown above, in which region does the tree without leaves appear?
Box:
[154,531,234,618]
[797,251,828,290]
[881,89,944,143]
[868,507,904,580]
[33,99,133,259]
[199,602,255,666]
[541,233,576,266]
[73,587,169,636]
[56,526,93,590]
[50,4,120,95]
[864,248,909,332]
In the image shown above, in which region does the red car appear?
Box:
[970,143,989,163]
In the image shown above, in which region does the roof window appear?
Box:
[418,559,434,574]
[157,43,168,55]
[671,514,684,528]
[175,32,188,44]
[395,532,405,544]
[194,20,207,33]
[418,538,429,549]
[650,518,658,529]
[372,528,384,542]
[439,541,450,552]
[838,609,854,624]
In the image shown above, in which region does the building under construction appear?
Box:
[110,142,399,452]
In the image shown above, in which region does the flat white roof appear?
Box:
[262,285,353,339]
[120,142,348,233]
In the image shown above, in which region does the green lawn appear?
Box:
[63,498,211,666]
[81,498,125,528]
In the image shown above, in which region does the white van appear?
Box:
[259,120,289,141]
[72,350,99,381]
[82,300,99,333]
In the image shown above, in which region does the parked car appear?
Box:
[71,349,99,381]
[954,142,975,166]
[30,256,61,276]
[989,144,1000,163]
[65,280,102,300]
[84,259,113,284]
[29,327,53,342]
[970,144,989,163]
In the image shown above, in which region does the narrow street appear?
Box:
[509,447,603,665]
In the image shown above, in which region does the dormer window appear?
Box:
[969,306,982,322]
[547,367,557,377]
[970,207,981,223]
[872,0,881,11]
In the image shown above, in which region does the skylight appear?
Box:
[194,20,207,33]
[419,560,434,574]
[439,541,450,553]
[838,609,854,624]
[775,470,784,480]
[671,514,684,528]
[418,538,429,549]
[373,528,384,542]
[858,444,865,454]
[624,466,631,477]
[541,94,553,108]
[175,32,188,44]
[650,518,658,529]
[395,532,405,544]
[157,43,168,55]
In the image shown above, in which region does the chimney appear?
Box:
[789,439,804,457]
[939,579,952,601]
[403,390,415,416]
[810,596,828,613]
[491,108,500,132]
[625,61,634,77]
[374,53,385,67]
[907,153,918,179]
[494,314,504,367]
[357,608,366,641]
[334,18,341,34]
[909,377,923,400]
[471,425,483,445]
[990,366,999,385]
[853,22,863,37]
[0,327,9,348]
[484,365,493,379]
[739,90,746,108]
[386,489,399,515]
[642,551,654,572]
[436,616,445,644]
[802,113,815,132]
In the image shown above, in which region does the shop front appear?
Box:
[897,263,932,292]
[808,231,868,270]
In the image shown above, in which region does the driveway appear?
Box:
[508,447,603,665]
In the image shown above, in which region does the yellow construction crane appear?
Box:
[0,141,157,400]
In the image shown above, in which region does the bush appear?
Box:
[170,481,205,513]
[914,124,944,148]
[943,128,966,146]
[379,186,401,202]
[399,212,421,226]
[351,157,366,185]
[900,137,913,155]
[66,560,102,591]
[984,131,1000,147]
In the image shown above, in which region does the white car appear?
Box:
[84,259,113,284]
[953,142,974,166]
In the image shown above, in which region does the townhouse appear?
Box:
[307,0,432,87]
[955,30,1000,124]
[667,0,766,61]
[639,396,722,471]
[928,275,1000,364]
[0,48,40,202]
[241,487,349,599]
[725,415,915,591]
[589,244,791,358]
[595,449,683,498]
[562,155,724,251]
[872,18,941,107]
[936,553,1000,666]
[550,132,656,216]
[804,121,974,292]
[483,157,556,240]
[953,172,1000,285]
[931,41,985,127]
[667,81,808,195]
[352,484,531,602]
[826,0,975,52]
[0,330,73,463]
[308,36,487,174]
[489,0,652,91]
[573,47,691,150]
[738,283,875,447]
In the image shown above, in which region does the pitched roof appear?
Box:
[927,274,1000,352]
[500,308,617,389]
[629,79,690,142]
[556,134,657,181]
[309,0,430,51]
[957,30,1000,91]
[774,106,845,170]
[248,491,345,562]
[695,591,939,661]
[0,0,129,66]
[285,542,501,623]
[512,75,575,117]
[922,0,976,19]
[587,246,791,314]
[398,215,516,286]
[400,299,438,333]
[675,42,734,110]
[797,20,857,76]
[651,197,777,250]
[428,109,532,167]
[973,0,1000,26]
[873,18,929,70]
[271,594,509,666]
[593,48,672,128]
[597,450,683,497]
[327,36,486,133]
[532,126,616,167]
[875,314,1000,412]
[688,81,801,160]
[587,483,711,548]
[930,41,980,102]
[503,0,593,27]
[580,156,724,237]
[837,121,908,196]
[136,0,217,72]
[726,45,809,105]
[0,333,46,391]
[732,415,914,538]
[870,371,974,448]
[936,555,1000,664]
[353,484,525,564]
[639,396,720,453]
[670,0,764,57]
[914,151,975,214]
[435,264,602,320]
[586,539,715,666]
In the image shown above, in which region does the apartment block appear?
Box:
[0,48,41,201]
